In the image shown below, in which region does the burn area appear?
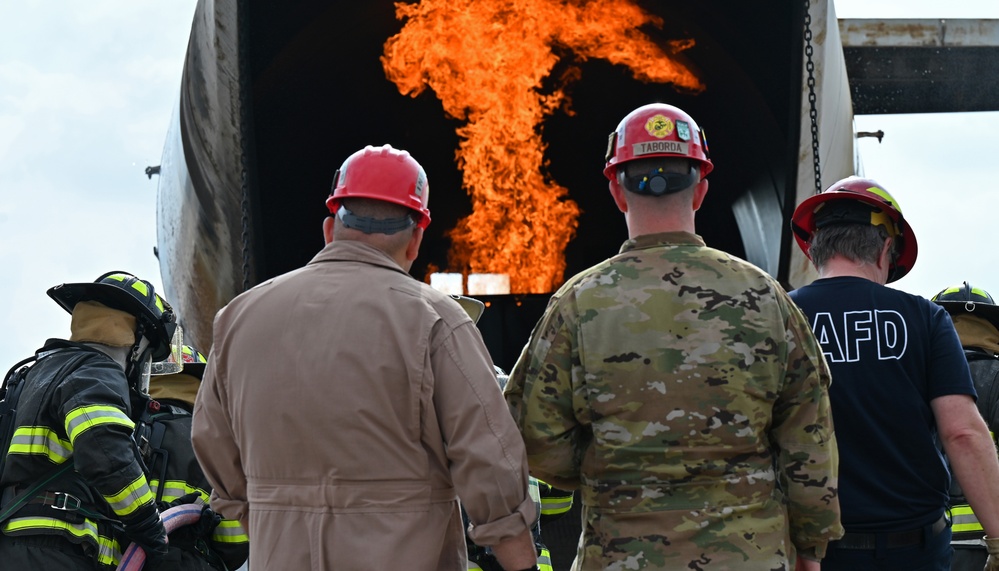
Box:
[242,0,804,369]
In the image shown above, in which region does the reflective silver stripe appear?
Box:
[541,496,573,515]
[529,478,541,526]
[96,535,123,567]
[950,504,984,532]
[104,475,154,516]
[8,427,73,462]
[953,513,982,526]
[539,547,554,571]
[65,405,134,443]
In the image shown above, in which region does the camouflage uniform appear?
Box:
[504,231,843,570]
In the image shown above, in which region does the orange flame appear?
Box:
[382,0,703,293]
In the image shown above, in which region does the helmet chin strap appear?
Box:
[337,205,416,235]
[126,324,154,393]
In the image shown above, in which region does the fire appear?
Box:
[382,0,703,293]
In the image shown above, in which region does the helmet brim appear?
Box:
[182,362,207,380]
[935,301,999,330]
[48,281,175,360]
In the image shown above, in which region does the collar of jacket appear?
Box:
[953,313,999,356]
[308,240,412,276]
[619,231,705,254]
[37,338,115,362]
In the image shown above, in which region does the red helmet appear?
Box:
[326,144,431,229]
[790,176,917,283]
[603,103,713,182]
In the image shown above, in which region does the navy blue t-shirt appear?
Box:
[790,276,976,532]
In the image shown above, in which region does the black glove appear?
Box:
[166,496,222,549]
[142,547,183,571]
[176,504,222,540]
[121,506,169,563]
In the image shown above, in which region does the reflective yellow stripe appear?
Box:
[213,519,249,544]
[8,426,73,462]
[65,405,134,443]
[541,495,573,516]
[3,516,122,565]
[949,504,984,533]
[149,479,209,504]
[104,475,155,517]
[539,547,553,571]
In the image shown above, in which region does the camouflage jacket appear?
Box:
[504,232,843,570]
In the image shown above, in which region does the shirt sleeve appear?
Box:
[772,289,844,558]
[927,309,977,400]
[430,319,536,546]
[504,292,584,491]
[192,316,249,528]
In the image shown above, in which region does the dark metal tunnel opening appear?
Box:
[242,2,803,567]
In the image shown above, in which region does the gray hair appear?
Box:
[809,223,895,268]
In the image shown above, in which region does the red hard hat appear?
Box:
[603,103,713,181]
[326,144,431,229]
[790,176,917,282]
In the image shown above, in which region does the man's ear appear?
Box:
[323,216,335,245]
[609,178,628,213]
[405,226,424,261]
[877,237,894,269]
[691,178,709,212]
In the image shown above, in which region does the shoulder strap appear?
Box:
[133,398,174,503]
[0,355,39,482]
[0,458,75,526]
[0,353,38,399]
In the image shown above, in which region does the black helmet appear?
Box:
[931,282,999,330]
[48,271,180,362]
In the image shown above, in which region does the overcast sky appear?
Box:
[1,0,997,371]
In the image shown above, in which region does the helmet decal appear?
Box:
[863,185,901,213]
[181,345,207,365]
[676,120,691,141]
[644,114,674,138]
[634,140,688,157]
[414,168,428,199]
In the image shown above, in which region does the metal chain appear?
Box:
[237,0,254,293]
[240,169,252,293]
[803,0,822,195]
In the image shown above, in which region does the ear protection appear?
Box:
[617,164,698,196]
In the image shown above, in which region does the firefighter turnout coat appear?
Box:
[0,340,160,568]
[140,398,249,570]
